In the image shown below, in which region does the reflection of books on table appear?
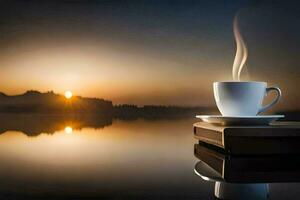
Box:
[193,122,300,155]
[194,143,300,183]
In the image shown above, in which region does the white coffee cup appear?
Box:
[213,81,281,116]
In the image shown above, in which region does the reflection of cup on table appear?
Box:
[213,81,281,116]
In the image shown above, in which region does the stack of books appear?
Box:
[193,122,300,155]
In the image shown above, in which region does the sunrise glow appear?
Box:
[65,91,73,99]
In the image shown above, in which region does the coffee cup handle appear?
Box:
[258,86,282,114]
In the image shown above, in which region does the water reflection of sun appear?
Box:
[64,126,73,134]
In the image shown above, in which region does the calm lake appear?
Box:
[0,114,299,199]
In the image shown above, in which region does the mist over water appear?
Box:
[232,14,248,81]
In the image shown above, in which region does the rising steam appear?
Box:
[232,15,248,81]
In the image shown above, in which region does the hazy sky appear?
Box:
[0,0,299,110]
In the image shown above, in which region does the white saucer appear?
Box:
[196,115,285,126]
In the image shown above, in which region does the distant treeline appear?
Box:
[0,90,216,118]
[114,104,215,119]
[0,90,113,114]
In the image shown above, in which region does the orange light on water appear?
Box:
[64,126,73,134]
[64,91,73,99]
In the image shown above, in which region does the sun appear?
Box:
[65,90,73,99]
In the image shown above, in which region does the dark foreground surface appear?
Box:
[0,114,299,199]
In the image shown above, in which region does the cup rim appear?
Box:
[214,81,267,84]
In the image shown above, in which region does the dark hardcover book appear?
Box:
[194,122,300,155]
[194,143,300,183]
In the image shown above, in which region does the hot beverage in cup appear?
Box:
[213,81,281,116]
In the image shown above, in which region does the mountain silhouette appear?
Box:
[0,90,113,114]
[0,90,216,117]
